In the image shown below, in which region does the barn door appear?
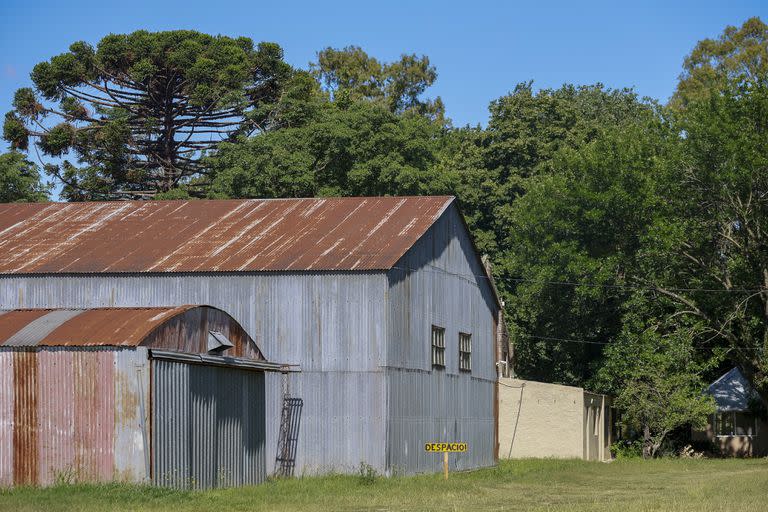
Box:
[152,359,265,489]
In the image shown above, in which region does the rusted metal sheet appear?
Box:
[0,348,150,487]
[0,201,500,477]
[0,352,13,486]
[0,197,454,274]
[0,306,263,359]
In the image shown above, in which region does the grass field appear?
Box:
[2,458,767,512]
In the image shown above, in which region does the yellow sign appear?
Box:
[424,442,467,453]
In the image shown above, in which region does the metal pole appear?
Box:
[443,452,448,480]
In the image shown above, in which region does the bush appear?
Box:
[611,440,643,459]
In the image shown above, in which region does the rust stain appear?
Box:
[115,372,138,423]
[0,306,265,360]
[12,351,38,485]
[0,196,454,274]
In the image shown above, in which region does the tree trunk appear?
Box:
[642,424,653,459]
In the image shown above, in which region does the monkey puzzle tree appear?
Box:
[3,30,291,199]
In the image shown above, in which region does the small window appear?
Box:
[715,412,732,436]
[431,326,445,368]
[716,412,756,436]
[459,332,472,372]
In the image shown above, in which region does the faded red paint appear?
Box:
[72,351,115,482]
[0,196,453,274]
[37,350,75,485]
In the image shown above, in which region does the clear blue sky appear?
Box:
[1,0,766,141]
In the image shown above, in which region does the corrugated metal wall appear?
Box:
[152,359,266,489]
[0,348,149,486]
[0,272,389,475]
[386,204,498,472]
[1,205,498,476]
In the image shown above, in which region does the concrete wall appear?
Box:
[498,378,611,461]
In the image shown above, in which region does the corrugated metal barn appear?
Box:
[0,305,277,488]
[0,196,503,479]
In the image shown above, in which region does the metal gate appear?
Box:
[152,359,266,488]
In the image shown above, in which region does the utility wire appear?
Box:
[389,265,767,294]
[515,333,764,350]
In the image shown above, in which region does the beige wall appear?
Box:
[498,378,611,460]
[692,417,768,457]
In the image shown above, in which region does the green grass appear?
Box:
[2,458,767,511]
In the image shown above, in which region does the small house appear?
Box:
[693,367,768,457]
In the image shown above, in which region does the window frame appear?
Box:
[458,332,472,372]
[431,325,446,369]
[714,411,756,437]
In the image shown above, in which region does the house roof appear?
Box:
[707,367,759,412]
[0,196,454,274]
[0,306,199,347]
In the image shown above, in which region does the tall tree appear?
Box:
[649,76,768,400]
[449,83,656,260]
[672,17,768,108]
[0,151,49,202]
[3,30,291,200]
[597,295,716,458]
[311,46,445,121]
[499,110,671,385]
[206,78,448,199]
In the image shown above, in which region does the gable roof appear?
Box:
[707,367,761,412]
[0,196,454,274]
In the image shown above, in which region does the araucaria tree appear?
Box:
[3,30,291,199]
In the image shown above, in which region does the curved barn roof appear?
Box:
[0,306,262,359]
[0,196,454,274]
[0,306,194,347]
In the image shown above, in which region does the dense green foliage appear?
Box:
[4,19,767,456]
[0,151,49,202]
[206,72,449,198]
[672,17,768,108]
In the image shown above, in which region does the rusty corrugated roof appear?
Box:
[0,196,454,274]
[0,306,194,347]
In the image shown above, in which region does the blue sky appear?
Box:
[1,0,766,141]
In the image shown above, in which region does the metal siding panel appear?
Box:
[113,349,150,482]
[12,351,37,485]
[0,348,146,487]
[2,271,389,476]
[152,360,266,489]
[0,351,13,486]
[36,349,74,485]
[386,370,494,474]
[385,204,497,473]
